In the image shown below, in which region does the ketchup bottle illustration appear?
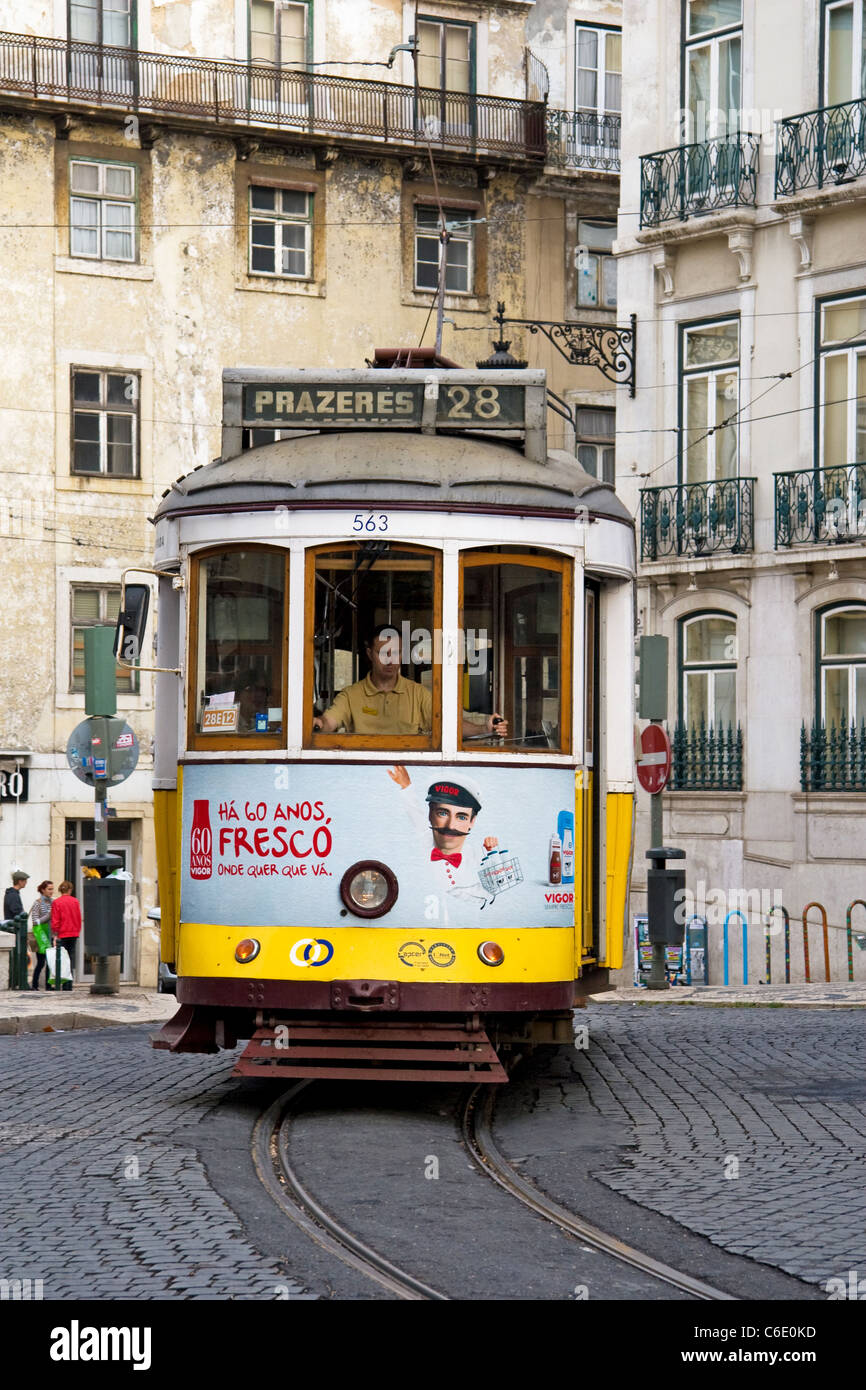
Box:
[190,800,213,880]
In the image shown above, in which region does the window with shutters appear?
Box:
[71,586,138,693]
[71,368,139,477]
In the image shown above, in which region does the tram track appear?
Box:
[461,1082,736,1302]
[252,1074,738,1301]
[252,1082,448,1300]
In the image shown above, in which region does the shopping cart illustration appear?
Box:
[478,851,523,900]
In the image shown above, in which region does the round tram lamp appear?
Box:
[235,938,260,963]
[340,861,399,919]
[477,941,505,967]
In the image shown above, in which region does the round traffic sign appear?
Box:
[637,723,671,794]
[66,719,139,787]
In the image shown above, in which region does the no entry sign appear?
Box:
[637,724,671,794]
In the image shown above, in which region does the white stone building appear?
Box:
[617,0,866,985]
[0,1,627,983]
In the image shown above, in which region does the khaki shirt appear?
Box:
[325,674,432,736]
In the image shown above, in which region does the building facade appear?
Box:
[617,0,866,984]
[0,1,625,984]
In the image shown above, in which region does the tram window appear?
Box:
[307,543,441,747]
[192,550,286,742]
[461,554,572,753]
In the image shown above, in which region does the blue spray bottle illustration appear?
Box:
[557,810,575,885]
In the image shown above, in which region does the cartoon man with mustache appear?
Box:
[388,765,498,909]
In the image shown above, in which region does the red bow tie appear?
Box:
[431,848,462,869]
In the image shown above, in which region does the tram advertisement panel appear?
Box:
[180,764,575,929]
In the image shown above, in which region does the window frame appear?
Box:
[69,157,138,263]
[816,290,866,472]
[677,610,738,729]
[413,203,475,296]
[248,0,313,69]
[575,406,615,483]
[816,602,866,727]
[70,367,140,478]
[416,14,477,95]
[248,185,313,280]
[68,0,137,48]
[820,0,865,106]
[303,541,443,753]
[678,314,741,484]
[457,549,573,757]
[576,219,617,310]
[70,583,139,694]
[188,545,290,753]
[681,0,743,142]
[573,22,622,118]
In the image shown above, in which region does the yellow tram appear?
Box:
[129,364,636,1081]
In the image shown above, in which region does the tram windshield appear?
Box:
[309,543,440,746]
[193,549,286,738]
[461,553,571,753]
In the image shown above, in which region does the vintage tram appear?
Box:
[131,364,635,1081]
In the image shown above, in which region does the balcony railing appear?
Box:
[0,30,546,161]
[671,721,743,791]
[801,721,866,791]
[775,464,866,547]
[640,134,759,227]
[776,97,866,196]
[546,108,620,173]
[640,478,755,560]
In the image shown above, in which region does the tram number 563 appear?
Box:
[351,513,389,532]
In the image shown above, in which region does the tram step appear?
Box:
[231,1020,509,1083]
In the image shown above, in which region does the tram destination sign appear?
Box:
[242,380,526,429]
[224,368,547,461]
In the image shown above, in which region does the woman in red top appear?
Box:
[50,880,82,990]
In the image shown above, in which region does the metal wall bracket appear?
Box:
[494,302,636,397]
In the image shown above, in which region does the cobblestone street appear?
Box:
[0,1006,863,1300]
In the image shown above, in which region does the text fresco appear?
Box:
[180,763,575,930]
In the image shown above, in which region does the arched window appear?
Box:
[818,604,866,729]
[680,612,737,728]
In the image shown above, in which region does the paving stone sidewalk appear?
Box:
[0,985,177,1034]
[0,1030,308,1300]
[573,1006,866,1287]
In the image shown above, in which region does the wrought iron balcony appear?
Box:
[640,134,759,227]
[776,97,866,196]
[640,478,755,560]
[671,721,743,791]
[801,721,866,791]
[775,464,866,547]
[545,108,620,173]
[0,30,545,162]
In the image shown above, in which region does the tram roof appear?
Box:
[153,430,633,525]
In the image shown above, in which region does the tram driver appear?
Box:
[312,625,507,739]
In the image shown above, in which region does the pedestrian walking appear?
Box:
[29,880,54,990]
[3,869,29,922]
[50,881,82,990]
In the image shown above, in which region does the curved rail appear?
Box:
[461,1084,735,1302]
[252,1083,447,1301]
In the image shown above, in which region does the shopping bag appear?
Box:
[45,945,73,983]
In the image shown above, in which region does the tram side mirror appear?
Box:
[114,584,150,666]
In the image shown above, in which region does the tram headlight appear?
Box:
[235,938,260,963]
[340,861,399,919]
[477,941,504,967]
